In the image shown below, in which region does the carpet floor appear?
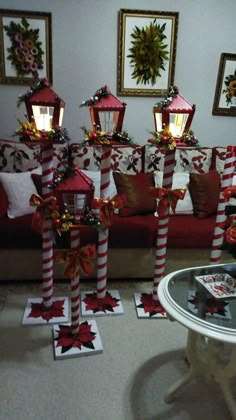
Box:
[0,280,232,420]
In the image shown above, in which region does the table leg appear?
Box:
[165,331,236,419]
[207,340,236,420]
[165,330,203,402]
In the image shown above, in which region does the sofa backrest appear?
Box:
[70,143,143,174]
[0,139,69,173]
[0,138,231,176]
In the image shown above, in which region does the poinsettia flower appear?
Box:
[28,299,65,322]
[225,223,236,244]
[189,293,228,317]
[138,292,166,316]
[55,322,96,353]
[83,292,120,313]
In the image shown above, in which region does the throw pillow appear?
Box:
[31,173,42,195]
[113,171,156,216]
[80,169,117,198]
[31,167,42,195]
[189,171,221,218]
[0,182,8,218]
[154,172,193,215]
[0,170,38,218]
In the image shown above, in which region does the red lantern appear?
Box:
[153,87,196,140]
[89,85,126,134]
[24,79,65,133]
[55,168,94,222]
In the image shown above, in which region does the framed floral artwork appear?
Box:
[212,53,236,116]
[0,9,52,85]
[117,9,179,97]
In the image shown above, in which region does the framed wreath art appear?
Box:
[117,9,179,97]
[212,53,236,117]
[0,9,52,85]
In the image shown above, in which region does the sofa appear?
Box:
[0,138,233,281]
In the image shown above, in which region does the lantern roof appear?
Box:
[56,169,94,193]
[154,93,195,113]
[166,93,194,112]
[92,85,125,111]
[26,85,65,107]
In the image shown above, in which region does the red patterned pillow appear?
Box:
[0,182,8,218]
[113,172,156,216]
[189,171,221,218]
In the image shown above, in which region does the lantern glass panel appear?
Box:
[169,113,189,137]
[154,112,163,132]
[62,192,86,217]
[32,105,54,131]
[59,108,64,127]
[98,111,119,133]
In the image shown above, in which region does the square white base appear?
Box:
[53,319,103,360]
[81,290,124,316]
[134,292,167,318]
[22,296,69,325]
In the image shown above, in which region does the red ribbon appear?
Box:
[54,244,96,279]
[150,187,186,216]
[92,194,127,228]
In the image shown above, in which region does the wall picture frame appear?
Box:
[0,9,52,85]
[117,9,179,97]
[212,53,236,117]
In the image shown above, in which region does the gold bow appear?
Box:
[92,194,127,228]
[54,244,96,279]
[150,187,186,216]
[29,193,59,234]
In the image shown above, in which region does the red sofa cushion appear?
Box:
[0,214,41,248]
[0,212,217,250]
[144,213,216,248]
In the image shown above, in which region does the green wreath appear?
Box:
[127,21,169,86]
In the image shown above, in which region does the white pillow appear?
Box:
[80,170,117,198]
[155,171,193,215]
[0,170,38,218]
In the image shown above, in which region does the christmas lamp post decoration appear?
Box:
[53,203,103,359]
[20,78,70,325]
[135,86,196,318]
[80,85,129,316]
[210,146,236,264]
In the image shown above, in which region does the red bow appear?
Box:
[30,193,59,234]
[150,187,186,216]
[92,194,127,228]
[29,193,58,209]
[54,244,96,279]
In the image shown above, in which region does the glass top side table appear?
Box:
[158,263,236,419]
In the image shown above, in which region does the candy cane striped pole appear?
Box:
[70,228,80,336]
[210,145,236,264]
[97,146,112,299]
[41,143,54,308]
[153,148,176,301]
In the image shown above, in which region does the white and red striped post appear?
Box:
[97,146,112,299]
[70,228,81,336]
[153,148,176,301]
[210,145,236,264]
[41,143,54,308]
